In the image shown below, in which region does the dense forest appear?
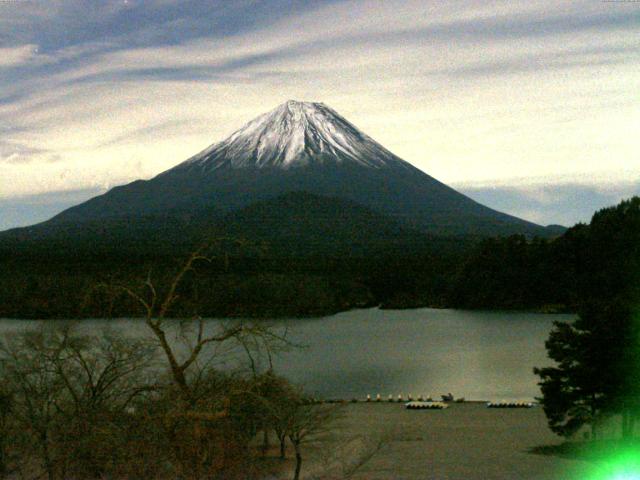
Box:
[0,196,638,319]
[453,196,640,311]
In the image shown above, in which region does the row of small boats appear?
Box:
[486,401,535,408]
[405,401,449,410]
[365,393,464,403]
[404,400,535,410]
[363,394,536,409]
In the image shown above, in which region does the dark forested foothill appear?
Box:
[453,197,640,312]
[0,196,639,319]
[0,192,476,319]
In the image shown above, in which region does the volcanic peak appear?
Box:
[176,100,410,171]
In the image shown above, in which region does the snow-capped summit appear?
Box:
[179,100,411,171]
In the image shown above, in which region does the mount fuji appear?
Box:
[179,100,410,170]
[4,100,557,248]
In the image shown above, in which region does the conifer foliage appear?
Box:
[535,198,640,439]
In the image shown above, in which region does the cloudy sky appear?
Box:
[1,0,638,230]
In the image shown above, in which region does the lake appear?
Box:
[0,308,571,402]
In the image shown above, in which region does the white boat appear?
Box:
[486,401,534,408]
[405,401,448,410]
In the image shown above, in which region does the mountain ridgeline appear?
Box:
[11,100,556,240]
[5,99,631,319]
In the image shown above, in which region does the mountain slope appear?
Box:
[217,191,428,257]
[3,100,557,238]
[0,192,444,258]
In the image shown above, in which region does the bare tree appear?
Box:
[0,323,157,480]
[0,326,69,480]
[91,242,297,479]
[48,325,158,478]
[105,244,247,405]
[285,401,343,480]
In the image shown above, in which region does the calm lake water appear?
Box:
[0,308,572,402]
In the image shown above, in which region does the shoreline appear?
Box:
[0,304,577,322]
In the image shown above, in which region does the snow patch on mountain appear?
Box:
[177,100,411,171]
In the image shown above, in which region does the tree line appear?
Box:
[0,239,472,319]
[5,195,640,319]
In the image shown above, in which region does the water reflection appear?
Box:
[0,308,572,401]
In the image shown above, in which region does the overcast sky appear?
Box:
[1,0,638,230]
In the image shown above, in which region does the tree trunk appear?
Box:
[279,435,286,459]
[147,322,193,404]
[41,430,55,480]
[292,440,302,480]
[0,436,5,477]
[262,429,270,456]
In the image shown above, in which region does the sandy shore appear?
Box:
[293,402,592,480]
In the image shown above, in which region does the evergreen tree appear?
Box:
[534,300,639,438]
[535,197,640,439]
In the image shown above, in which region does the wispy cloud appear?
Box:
[0,44,42,67]
[0,141,60,164]
[0,0,638,230]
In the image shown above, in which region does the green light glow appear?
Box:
[586,448,640,480]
